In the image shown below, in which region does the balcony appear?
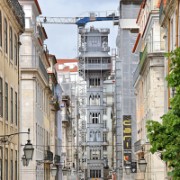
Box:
[20,55,49,83]
[79,28,110,34]
[54,155,60,164]
[87,86,103,92]
[44,150,53,163]
[80,141,86,146]
[87,105,104,110]
[133,41,165,84]
[147,41,165,53]
[79,46,87,52]
[87,159,104,165]
[79,46,110,52]
[7,0,25,28]
[87,123,102,129]
[102,141,109,146]
[85,63,111,71]
[103,127,109,132]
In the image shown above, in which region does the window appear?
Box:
[0,148,2,180]
[5,148,8,180]
[9,27,13,60]
[90,170,101,178]
[5,82,8,120]
[103,109,107,115]
[15,150,17,180]
[11,150,13,180]
[103,120,107,128]
[11,88,13,123]
[92,113,99,124]
[4,18,8,54]
[0,11,2,47]
[103,146,107,151]
[15,92,17,125]
[0,78,3,117]
[14,35,18,65]
[103,133,107,142]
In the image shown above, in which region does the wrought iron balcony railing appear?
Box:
[54,155,60,164]
[7,0,25,28]
[133,41,165,84]
[44,150,53,162]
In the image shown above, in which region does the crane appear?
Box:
[38,11,119,27]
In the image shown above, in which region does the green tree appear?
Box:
[146,47,180,179]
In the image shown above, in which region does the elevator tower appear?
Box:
[78,26,112,179]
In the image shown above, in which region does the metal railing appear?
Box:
[147,41,165,53]
[54,155,60,164]
[20,55,49,82]
[44,150,53,162]
[133,45,148,84]
[133,41,165,84]
[7,0,25,28]
[79,46,110,52]
[87,159,104,164]
[85,63,111,70]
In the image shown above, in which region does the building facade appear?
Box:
[115,0,142,179]
[133,0,167,179]
[56,59,79,180]
[0,0,24,179]
[159,0,180,111]
[47,54,62,180]
[19,0,59,179]
[78,26,113,179]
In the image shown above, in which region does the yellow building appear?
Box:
[159,0,180,111]
[0,0,24,180]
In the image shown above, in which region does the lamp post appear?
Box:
[0,128,34,167]
[23,139,34,160]
[51,164,58,177]
[124,149,147,179]
[138,157,147,173]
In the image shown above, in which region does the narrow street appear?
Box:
[0,0,179,180]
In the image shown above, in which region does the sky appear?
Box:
[38,0,119,59]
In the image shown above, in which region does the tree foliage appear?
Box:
[146,47,180,179]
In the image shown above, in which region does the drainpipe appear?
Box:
[176,0,180,47]
[168,18,171,109]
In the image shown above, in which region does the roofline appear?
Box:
[136,0,147,23]
[132,33,141,53]
[34,0,42,15]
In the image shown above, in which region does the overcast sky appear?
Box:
[38,0,119,59]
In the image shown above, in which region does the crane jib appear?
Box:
[75,16,119,27]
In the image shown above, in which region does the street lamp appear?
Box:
[0,128,33,166]
[138,157,147,173]
[124,147,147,176]
[51,164,58,177]
[23,139,34,160]
[124,164,131,175]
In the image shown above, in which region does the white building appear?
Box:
[133,0,167,179]
[19,0,60,179]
